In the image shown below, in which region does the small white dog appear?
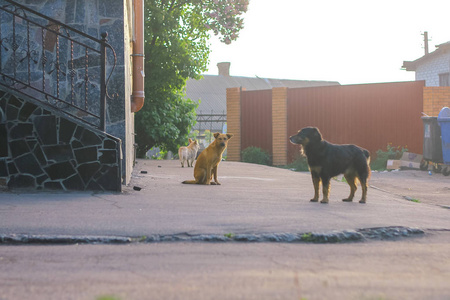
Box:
[178,138,200,167]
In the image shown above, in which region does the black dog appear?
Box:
[289,127,370,204]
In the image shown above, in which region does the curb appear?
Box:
[0,227,426,245]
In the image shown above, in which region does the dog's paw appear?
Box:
[342,198,353,202]
[310,198,319,202]
[320,199,329,204]
[359,199,366,204]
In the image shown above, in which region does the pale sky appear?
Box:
[205,0,450,85]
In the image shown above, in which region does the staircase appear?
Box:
[0,0,122,192]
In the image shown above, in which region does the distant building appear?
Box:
[402,41,450,86]
[185,62,340,141]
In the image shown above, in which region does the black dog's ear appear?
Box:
[312,128,323,141]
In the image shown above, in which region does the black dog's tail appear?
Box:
[363,149,370,164]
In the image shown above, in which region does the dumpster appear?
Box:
[437,107,450,175]
[421,116,443,163]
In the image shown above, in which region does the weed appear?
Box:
[371,143,408,171]
[404,196,420,203]
[224,233,235,239]
[301,232,313,241]
[96,296,121,300]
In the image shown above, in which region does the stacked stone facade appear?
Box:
[0,0,135,185]
[0,89,122,191]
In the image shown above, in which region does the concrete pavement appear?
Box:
[0,159,449,243]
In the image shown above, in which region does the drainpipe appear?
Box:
[131,0,145,112]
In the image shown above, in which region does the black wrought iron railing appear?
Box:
[0,0,116,131]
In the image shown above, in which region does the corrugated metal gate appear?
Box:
[237,81,424,163]
[287,81,424,162]
[241,89,273,155]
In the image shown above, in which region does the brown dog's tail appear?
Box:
[182,180,197,184]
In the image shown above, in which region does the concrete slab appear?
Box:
[0,160,449,240]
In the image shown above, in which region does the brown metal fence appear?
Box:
[286,81,425,162]
[241,89,273,155]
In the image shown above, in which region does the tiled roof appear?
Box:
[185,74,340,114]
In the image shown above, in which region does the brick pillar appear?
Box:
[272,87,288,166]
[423,87,450,116]
[226,87,242,161]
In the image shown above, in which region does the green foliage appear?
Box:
[370,143,408,171]
[241,147,271,166]
[96,296,121,300]
[135,0,248,157]
[283,155,309,172]
[224,233,235,239]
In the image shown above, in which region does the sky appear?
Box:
[204,0,450,85]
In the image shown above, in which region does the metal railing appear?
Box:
[0,0,116,131]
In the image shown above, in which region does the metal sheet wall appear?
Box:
[241,89,273,155]
[287,81,425,162]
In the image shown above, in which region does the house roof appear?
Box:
[185,74,340,114]
[402,41,450,71]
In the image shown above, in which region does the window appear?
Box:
[439,73,449,86]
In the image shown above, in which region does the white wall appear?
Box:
[415,52,450,86]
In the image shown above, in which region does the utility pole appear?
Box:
[423,31,429,55]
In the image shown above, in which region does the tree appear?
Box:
[135,0,248,158]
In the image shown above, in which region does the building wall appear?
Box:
[423,87,450,116]
[415,53,450,86]
[11,0,134,184]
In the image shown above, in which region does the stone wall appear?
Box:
[0,89,122,191]
[6,0,134,184]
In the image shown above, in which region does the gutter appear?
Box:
[131,0,145,113]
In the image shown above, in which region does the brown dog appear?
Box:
[178,138,200,167]
[182,133,233,185]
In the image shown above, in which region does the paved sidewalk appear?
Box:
[0,159,449,242]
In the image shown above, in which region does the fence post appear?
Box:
[226,87,242,161]
[100,32,108,131]
[272,87,288,166]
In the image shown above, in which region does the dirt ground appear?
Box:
[369,168,450,208]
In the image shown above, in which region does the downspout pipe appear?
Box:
[131,0,145,113]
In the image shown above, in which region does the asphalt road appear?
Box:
[1,232,449,300]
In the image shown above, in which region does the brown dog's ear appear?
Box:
[188,138,193,143]
[226,133,233,139]
[214,132,220,139]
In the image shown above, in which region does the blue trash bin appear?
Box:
[437,107,450,165]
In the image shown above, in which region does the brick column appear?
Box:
[423,87,450,116]
[272,87,288,166]
[226,87,242,161]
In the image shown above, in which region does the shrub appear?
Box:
[284,155,309,172]
[241,147,271,165]
[370,143,408,171]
